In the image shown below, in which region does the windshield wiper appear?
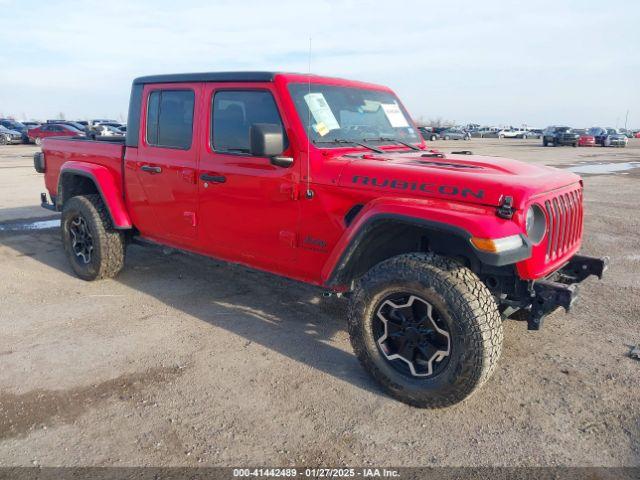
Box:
[365,136,420,151]
[313,138,383,153]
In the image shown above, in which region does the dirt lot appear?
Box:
[0,139,638,467]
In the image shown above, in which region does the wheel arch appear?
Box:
[323,207,531,289]
[58,163,132,229]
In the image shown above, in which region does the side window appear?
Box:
[146,89,194,149]
[212,90,286,154]
[146,91,160,145]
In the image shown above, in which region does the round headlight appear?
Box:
[526,204,546,245]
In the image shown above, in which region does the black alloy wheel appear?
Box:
[372,293,451,378]
[68,214,94,264]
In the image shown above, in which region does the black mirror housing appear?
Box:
[250,123,284,157]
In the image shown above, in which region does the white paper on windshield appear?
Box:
[381,103,409,128]
[304,93,340,131]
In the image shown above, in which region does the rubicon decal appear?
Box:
[352,175,485,199]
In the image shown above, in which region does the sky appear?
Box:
[0,0,638,128]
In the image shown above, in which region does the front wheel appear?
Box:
[0,135,7,146]
[61,194,125,280]
[348,253,503,408]
[430,135,437,141]
[34,137,42,146]
[443,135,450,140]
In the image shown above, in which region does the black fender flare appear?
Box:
[325,214,531,288]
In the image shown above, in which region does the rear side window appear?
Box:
[146,90,194,149]
[212,90,286,154]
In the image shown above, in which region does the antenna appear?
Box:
[305,36,313,199]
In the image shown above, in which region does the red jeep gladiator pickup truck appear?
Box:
[34,71,607,407]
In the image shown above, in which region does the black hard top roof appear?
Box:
[132,71,277,85]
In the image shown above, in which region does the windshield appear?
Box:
[287,83,419,147]
[2,120,25,130]
[607,128,619,135]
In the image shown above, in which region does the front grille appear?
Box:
[543,187,583,263]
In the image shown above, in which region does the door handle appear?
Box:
[141,165,162,174]
[200,173,226,183]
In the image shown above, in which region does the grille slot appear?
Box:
[543,188,583,262]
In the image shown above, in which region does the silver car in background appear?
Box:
[0,125,23,145]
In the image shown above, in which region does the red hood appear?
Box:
[336,150,581,208]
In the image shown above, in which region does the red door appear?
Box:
[196,83,300,272]
[125,83,203,247]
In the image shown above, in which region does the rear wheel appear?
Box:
[348,253,503,408]
[34,137,42,146]
[61,194,125,281]
[430,135,437,141]
[443,135,450,140]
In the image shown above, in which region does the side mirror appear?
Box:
[250,123,292,168]
[250,123,284,157]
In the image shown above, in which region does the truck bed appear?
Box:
[42,137,126,203]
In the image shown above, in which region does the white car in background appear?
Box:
[92,124,125,138]
[498,128,536,139]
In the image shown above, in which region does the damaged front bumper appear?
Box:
[527,254,609,330]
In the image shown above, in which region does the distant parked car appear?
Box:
[417,126,439,141]
[95,121,125,129]
[605,128,628,147]
[572,129,596,147]
[28,123,85,145]
[46,120,90,134]
[22,121,41,129]
[542,126,579,147]
[635,131,640,139]
[89,119,119,127]
[619,129,634,138]
[92,124,125,138]
[0,125,24,145]
[497,128,520,139]
[470,127,499,138]
[440,128,470,140]
[524,129,542,139]
[587,127,628,147]
[0,119,29,143]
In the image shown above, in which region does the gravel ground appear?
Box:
[0,139,638,467]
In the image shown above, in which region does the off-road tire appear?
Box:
[347,253,503,408]
[61,194,125,281]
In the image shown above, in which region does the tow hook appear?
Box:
[528,281,578,330]
[497,195,515,219]
[527,254,608,330]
